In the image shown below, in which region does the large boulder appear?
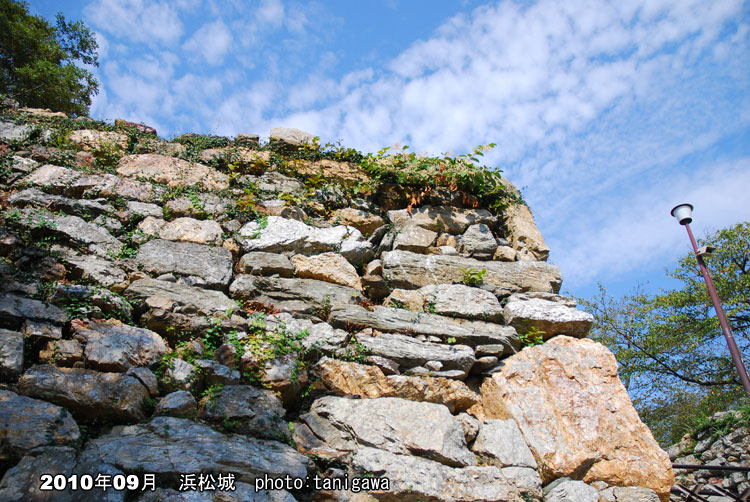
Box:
[59,250,128,288]
[381,250,562,296]
[71,318,168,372]
[351,447,539,502]
[387,284,505,322]
[291,252,362,290]
[329,304,519,351]
[124,278,237,316]
[117,154,229,190]
[504,201,550,261]
[269,127,315,150]
[0,447,79,502]
[158,217,223,245]
[481,336,673,498]
[18,364,151,422]
[9,188,115,217]
[0,390,80,464]
[387,206,497,234]
[78,416,309,482]
[0,293,67,329]
[303,396,475,467]
[229,275,361,317]
[69,129,128,151]
[502,293,593,338]
[136,239,233,289]
[12,208,123,256]
[238,216,365,259]
[314,358,478,413]
[472,419,537,468]
[355,332,476,376]
[238,252,294,277]
[198,385,287,440]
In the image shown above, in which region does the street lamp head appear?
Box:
[670,203,694,225]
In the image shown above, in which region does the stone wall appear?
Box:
[0,106,673,501]
[668,411,750,499]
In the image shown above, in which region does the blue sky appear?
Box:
[29,0,750,301]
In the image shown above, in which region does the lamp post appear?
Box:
[670,204,750,396]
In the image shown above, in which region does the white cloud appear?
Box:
[183,20,233,64]
[84,0,183,45]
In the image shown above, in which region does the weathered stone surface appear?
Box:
[239,216,364,258]
[0,329,24,379]
[155,390,197,418]
[230,275,361,317]
[504,202,550,261]
[387,206,496,234]
[117,154,229,190]
[330,208,384,236]
[71,318,168,372]
[392,225,437,253]
[418,284,504,321]
[125,200,162,219]
[244,170,304,193]
[481,336,673,497]
[457,413,480,443]
[291,252,362,290]
[599,486,660,502]
[9,188,114,217]
[314,358,477,413]
[0,447,78,502]
[329,304,519,351]
[13,208,123,256]
[127,367,159,396]
[457,223,497,259]
[297,159,370,185]
[69,129,128,151]
[165,193,229,219]
[78,416,309,482]
[20,164,164,202]
[270,127,315,150]
[199,385,287,440]
[198,146,269,170]
[18,364,151,422]
[351,447,533,502]
[355,332,475,375]
[124,278,236,316]
[194,359,239,386]
[136,239,233,289]
[503,294,593,338]
[472,419,537,468]
[0,120,32,141]
[339,239,374,264]
[0,390,80,463]
[543,478,599,502]
[306,396,475,466]
[60,250,128,288]
[0,293,67,329]
[20,320,62,340]
[382,250,562,296]
[238,252,294,277]
[159,217,223,245]
[164,358,200,393]
[38,339,83,366]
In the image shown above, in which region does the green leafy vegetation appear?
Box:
[581,221,750,445]
[459,267,486,286]
[1,0,99,115]
[518,327,545,347]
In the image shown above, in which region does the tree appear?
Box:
[580,221,750,445]
[0,0,98,116]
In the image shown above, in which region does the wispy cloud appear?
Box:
[84,0,184,45]
[183,20,233,64]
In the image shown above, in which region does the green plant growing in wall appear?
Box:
[519,327,546,347]
[459,267,486,286]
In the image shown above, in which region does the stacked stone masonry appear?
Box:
[0,108,674,501]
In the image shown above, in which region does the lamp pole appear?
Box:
[670,204,750,396]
